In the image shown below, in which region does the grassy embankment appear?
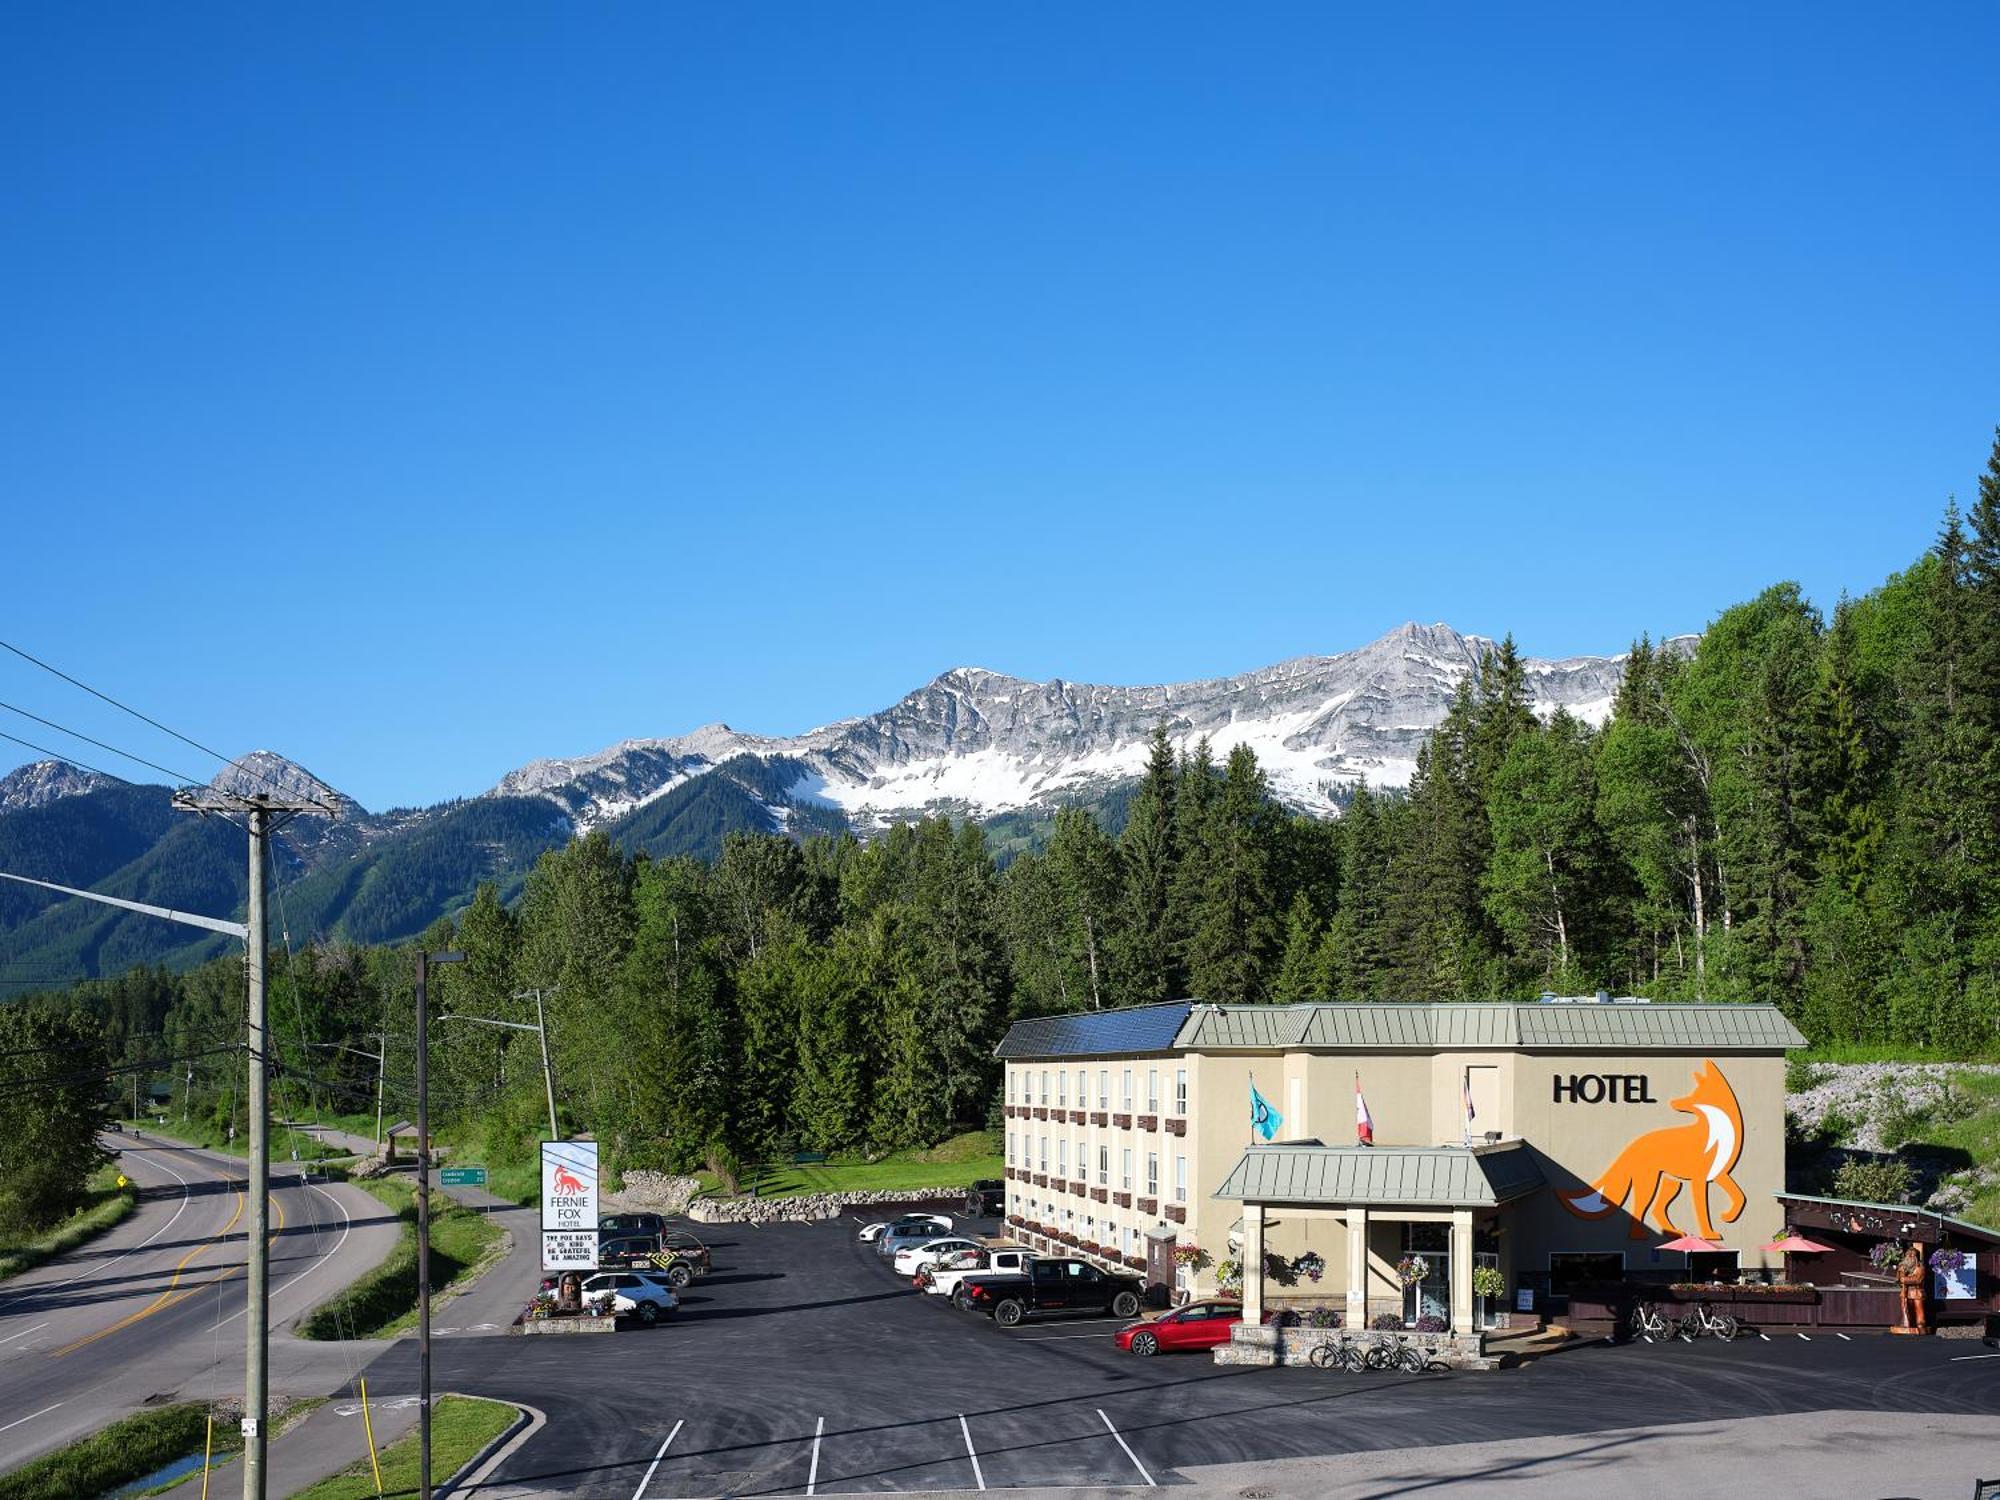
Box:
[701,1129,1003,1199]
[284,1395,517,1500]
[1895,1069,2000,1228]
[120,1113,356,1165]
[0,1163,137,1283]
[297,1174,505,1339]
[0,1401,244,1500]
[1792,1059,2000,1229]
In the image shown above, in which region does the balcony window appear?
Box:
[1121,1068,1133,1111]
[1038,1137,1048,1174]
[1146,1152,1159,1197]
[1098,1146,1110,1186]
[1057,1071,1068,1108]
[1057,1140,1068,1177]
[1098,1070,1109,1111]
[1120,1148,1133,1191]
[1174,1155,1188,1203]
[1175,1068,1188,1114]
[1147,1069,1158,1113]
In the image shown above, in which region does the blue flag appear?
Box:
[1250,1080,1283,1142]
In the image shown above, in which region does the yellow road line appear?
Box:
[51,1171,296,1358]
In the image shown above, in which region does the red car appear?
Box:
[1112,1299,1271,1355]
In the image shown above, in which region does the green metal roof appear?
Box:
[1213,1141,1545,1208]
[1175,1001,1806,1053]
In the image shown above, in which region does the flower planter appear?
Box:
[1165,1205,1186,1224]
[1136,1198,1157,1215]
[1166,1118,1187,1137]
[1137,1116,1158,1131]
[1070,1111,1086,1124]
[1091,1112,1109,1127]
[1112,1114,1133,1129]
[1091,1187,1109,1203]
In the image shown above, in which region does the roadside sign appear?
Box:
[542,1230,597,1271]
[540,1140,599,1234]
[439,1166,488,1187]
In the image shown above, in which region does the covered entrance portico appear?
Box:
[1214,1141,1544,1366]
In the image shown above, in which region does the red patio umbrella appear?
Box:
[1658,1234,1722,1253]
[1761,1232,1838,1254]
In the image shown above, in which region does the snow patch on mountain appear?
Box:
[0,759,113,814]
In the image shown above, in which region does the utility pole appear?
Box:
[413,948,464,1500]
[173,788,329,1500]
[438,987,560,1142]
[305,1034,387,1151]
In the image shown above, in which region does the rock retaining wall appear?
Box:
[687,1186,970,1225]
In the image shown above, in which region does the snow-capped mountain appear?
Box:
[0,759,113,814]
[489,622,1661,833]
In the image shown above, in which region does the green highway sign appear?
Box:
[439,1166,488,1187]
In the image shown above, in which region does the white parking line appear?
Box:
[1835,1332,1851,1341]
[631,1418,682,1500]
[959,1413,985,1491]
[1950,1352,2000,1361]
[1757,1333,1771,1341]
[807,1415,823,1494]
[1796,1333,1812,1341]
[0,1403,62,1435]
[1014,1332,1116,1342]
[1640,1334,1653,1344]
[0,1323,48,1346]
[1097,1409,1155,1488]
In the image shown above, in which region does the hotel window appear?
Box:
[1098,1145,1110,1186]
[1057,1140,1068,1178]
[1039,1070,1049,1105]
[1007,1071,1015,1103]
[1074,1141,1085,1179]
[1147,1069,1159,1113]
[1121,1069,1133,1111]
[1098,1070,1110,1110]
[1075,1069,1086,1106]
[1006,1132,1014,1165]
[1175,1068,1188,1114]
[1038,1136,1048,1174]
[1174,1155,1188,1203]
[1057,1071,1067,1108]
[1120,1148,1133,1191]
[1146,1152,1159,1197]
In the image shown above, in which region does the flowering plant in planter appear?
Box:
[529,1291,556,1320]
[1868,1240,1905,1274]
[1396,1254,1429,1287]
[1371,1312,1405,1331]
[1413,1314,1448,1333]
[1172,1243,1212,1271]
[1216,1258,1243,1291]
[1471,1266,1506,1300]
[1292,1251,1326,1283]
[1930,1247,1967,1276]
[1304,1307,1343,1329]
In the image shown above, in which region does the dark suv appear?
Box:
[962,1180,1005,1217]
[597,1228,711,1287]
[598,1212,666,1240]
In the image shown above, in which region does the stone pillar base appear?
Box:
[1213,1322,1281,1367]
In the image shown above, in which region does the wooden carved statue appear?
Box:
[1895,1246,1928,1334]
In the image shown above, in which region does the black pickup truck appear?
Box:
[959,1257,1145,1327]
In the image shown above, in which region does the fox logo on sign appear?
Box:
[552,1166,584,1195]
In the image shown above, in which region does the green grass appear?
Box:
[712,1131,1002,1199]
[1799,1041,2000,1064]
[0,1402,242,1500]
[126,1115,350,1165]
[1910,1068,2000,1229]
[285,1395,516,1500]
[296,1175,505,1340]
[0,1164,137,1283]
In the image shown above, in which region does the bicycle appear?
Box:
[1391,1336,1451,1373]
[1677,1300,1740,1342]
[1306,1334,1369,1372]
[1631,1302,1675,1340]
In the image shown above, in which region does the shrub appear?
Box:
[1414,1314,1448,1333]
[1834,1156,1913,1204]
[1370,1312,1404,1331]
[1784,1057,1819,1093]
[1304,1307,1342,1329]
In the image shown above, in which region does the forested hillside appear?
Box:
[14,434,2000,1186]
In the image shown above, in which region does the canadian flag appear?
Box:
[1355,1075,1374,1147]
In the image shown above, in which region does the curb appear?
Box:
[437,1395,543,1498]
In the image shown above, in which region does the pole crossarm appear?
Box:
[438,1013,540,1033]
[172,788,339,819]
[0,870,250,939]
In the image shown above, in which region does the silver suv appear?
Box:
[579,1270,680,1326]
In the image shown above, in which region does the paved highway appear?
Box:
[0,1130,402,1472]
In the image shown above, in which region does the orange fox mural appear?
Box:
[1558,1059,1746,1240]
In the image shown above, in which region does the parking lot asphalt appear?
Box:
[359,1208,2000,1498]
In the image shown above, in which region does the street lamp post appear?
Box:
[413,948,465,1500]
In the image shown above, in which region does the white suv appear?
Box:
[580,1270,680,1325]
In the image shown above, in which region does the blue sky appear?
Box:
[4,3,1996,811]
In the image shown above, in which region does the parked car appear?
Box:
[598,1212,666,1240]
[962,1180,1005,1217]
[893,1236,982,1276]
[578,1270,679,1326]
[959,1257,1146,1326]
[858,1212,952,1243]
[1113,1300,1269,1355]
[877,1220,962,1259]
[597,1228,712,1287]
[922,1247,1032,1302]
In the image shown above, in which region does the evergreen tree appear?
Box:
[1272,889,1324,1003]
[1183,745,1284,1003]
[1484,712,1612,989]
[1110,724,1182,1003]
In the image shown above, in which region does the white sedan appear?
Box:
[857,1213,953,1243]
[893,1236,982,1275]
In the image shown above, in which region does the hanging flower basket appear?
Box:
[1291,1251,1326,1284]
[1868,1240,1905,1274]
[1471,1265,1506,1300]
[1172,1243,1212,1271]
[1216,1258,1243,1291]
[1929,1247,1967,1276]
[1396,1254,1429,1288]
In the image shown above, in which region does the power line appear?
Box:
[0,636,334,809]
[0,728,135,787]
[0,697,204,786]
